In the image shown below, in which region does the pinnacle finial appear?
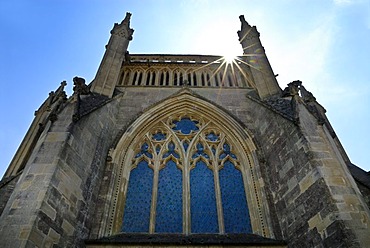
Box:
[239,15,251,30]
[239,15,248,25]
[237,15,254,41]
[122,12,132,24]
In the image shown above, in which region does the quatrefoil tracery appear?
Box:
[131,116,241,171]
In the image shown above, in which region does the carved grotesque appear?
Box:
[282,80,302,97]
[73,76,90,95]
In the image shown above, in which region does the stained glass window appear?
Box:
[155,160,182,233]
[153,132,166,141]
[190,161,218,233]
[219,161,252,233]
[121,116,252,235]
[122,160,153,232]
[172,117,199,134]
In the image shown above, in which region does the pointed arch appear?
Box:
[103,89,273,238]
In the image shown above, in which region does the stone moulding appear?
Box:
[98,89,274,239]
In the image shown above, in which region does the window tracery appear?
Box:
[121,115,253,234]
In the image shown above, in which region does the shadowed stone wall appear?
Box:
[1,87,369,247]
[0,97,120,247]
[0,174,20,216]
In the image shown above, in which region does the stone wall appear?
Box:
[87,88,302,242]
[1,86,369,247]
[357,182,370,209]
[103,87,369,246]
[0,103,75,247]
[0,96,120,247]
[0,174,20,216]
[40,99,120,247]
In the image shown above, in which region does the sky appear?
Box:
[0,0,369,178]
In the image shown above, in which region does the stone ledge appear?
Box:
[85,233,287,246]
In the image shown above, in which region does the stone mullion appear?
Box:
[120,70,127,86]
[132,71,138,85]
[169,70,174,86]
[142,70,149,86]
[172,132,190,235]
[127,70,133,86]
[213,158,224,234]
[147,131,161,234]
[195,71,201,87]
[149,157,160,233]
[230,65,237,87]
[154,69,160,86]
[183,156,190,234]
[180,130,199,235]
[209,71,216,87]
[203,136,225,234]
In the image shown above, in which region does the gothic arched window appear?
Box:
[120,116,252,234]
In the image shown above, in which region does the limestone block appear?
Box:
[40,202,56,220]
[61,219,74,236]
[43,227,60,247]
[299,169,321,193]
[19,225,32,240]
[28,227,45,246]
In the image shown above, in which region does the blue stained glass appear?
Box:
[122,160,153,232]
[219,161,252,233]
[192,143,210,159]
[219,143,237,160]
[153,132,166,141]
[183,140,189,152]
[163,142,180,159]
[206,132,219,141]
[172,117,199,135]
[211,147,216,155]
[155,160,183,233]
[190,161,218,233]
[135,143,153,159]
[155,145,161,154]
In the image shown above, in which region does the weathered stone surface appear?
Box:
[86,233,287,246]
[1,15,369,248]
[0,174,20,215]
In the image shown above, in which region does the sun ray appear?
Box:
[239,26,253,44]
[232,59,257,89]
[229,60,238,87]
[185,54,265,91]
[234,56,268,75]
[241,42,259,52]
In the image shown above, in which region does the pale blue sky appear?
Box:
[1,0,369,177]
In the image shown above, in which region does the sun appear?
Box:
[223,54,237,64]
[221,46,240,64]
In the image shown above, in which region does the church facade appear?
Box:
[0,13,369,247]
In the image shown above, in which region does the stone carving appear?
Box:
[122,12,132,25]
[239,15,249,32]
[282,80,301,97]
[281,80,327,125]
[73,76,90,95]
[72,76,90,122]
[111,12,134,40]
[238,15,259,41]
[34,81,67,122]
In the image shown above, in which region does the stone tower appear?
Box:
[0,13,369,248]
